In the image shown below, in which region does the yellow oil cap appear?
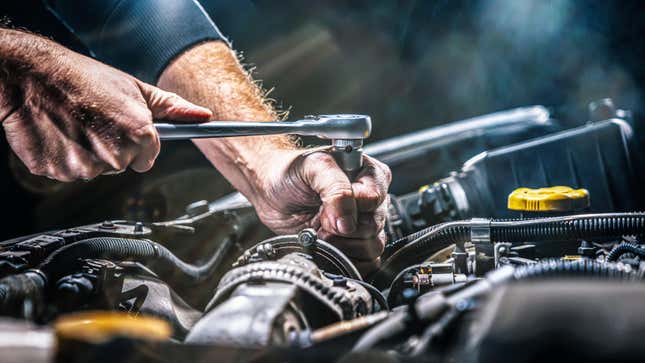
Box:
[54,311,172,343]
[508,186,590,212]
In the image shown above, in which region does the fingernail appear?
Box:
[336,217,356,234]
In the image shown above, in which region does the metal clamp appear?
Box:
[470,218,491,244]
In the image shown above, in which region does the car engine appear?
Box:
[1,99,645,363]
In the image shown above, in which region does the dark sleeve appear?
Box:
[44,0,229,83]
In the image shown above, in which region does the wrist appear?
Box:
[221,141,302,200]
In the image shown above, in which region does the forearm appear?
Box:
[157,41,296,200]
[0,29,57,121]
[1,29,32,119]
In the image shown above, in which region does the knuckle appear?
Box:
[159,90,177,99]
[357,162,376,179]
[105,143,125,162]
[109,156,130,171]
[143,157,156,170]
[75,172,91,181]
[327,185,354,201]
[151,133,161,153]
[377,209,388,226]
[50,171,72,182]
[376,232,386,253]
[378,196,390,212]
[24,159,43,175]
[75,166,100,181]
[372,158,392,183]
[134,158,155,172]
[156,91,180,110]
[62,152,96,181]
[383,164,393,184]
[361,188,385,209]
[73,167,90,180]
[166,92,181,102]
[308,152,335,167]
[371,189,385,204]
[130,124,157,144]
[372,212,387,231]
[368,156,392,182]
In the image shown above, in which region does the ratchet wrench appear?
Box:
[154,114,372,179]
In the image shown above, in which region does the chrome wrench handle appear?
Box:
[154,114,371,179]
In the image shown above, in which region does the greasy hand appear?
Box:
[250,149,392,274]
[0,36,212,181]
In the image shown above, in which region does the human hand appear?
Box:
[248,148,392,274]
[0,31,212,181]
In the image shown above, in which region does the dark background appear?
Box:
[1,0,645,239]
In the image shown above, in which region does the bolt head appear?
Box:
[298,228,317,247]
[99,221,116,230]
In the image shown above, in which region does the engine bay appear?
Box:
[1,100,645,362]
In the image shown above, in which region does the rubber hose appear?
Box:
[351,312,407,352]
[385,263,427,308]
[38,237,223,285]
[511,258,641,281]
[444,258,642,307]
[607,242,645,262]
[346,277,389,312]
[352,293,448,352]
[376,213,645,287]
[356,258,641,352]
[490,213,645,242]
[0,270,45,316]
[382,221,470,260]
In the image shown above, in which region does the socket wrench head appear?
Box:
[306,115,370,178]
[305,114,372,140]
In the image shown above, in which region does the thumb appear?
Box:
[137,81,212,122]
[304,153,358,235]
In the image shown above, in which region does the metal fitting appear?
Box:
[494,242,512,268]
[298,229,318,249]
[470,218,491,244]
